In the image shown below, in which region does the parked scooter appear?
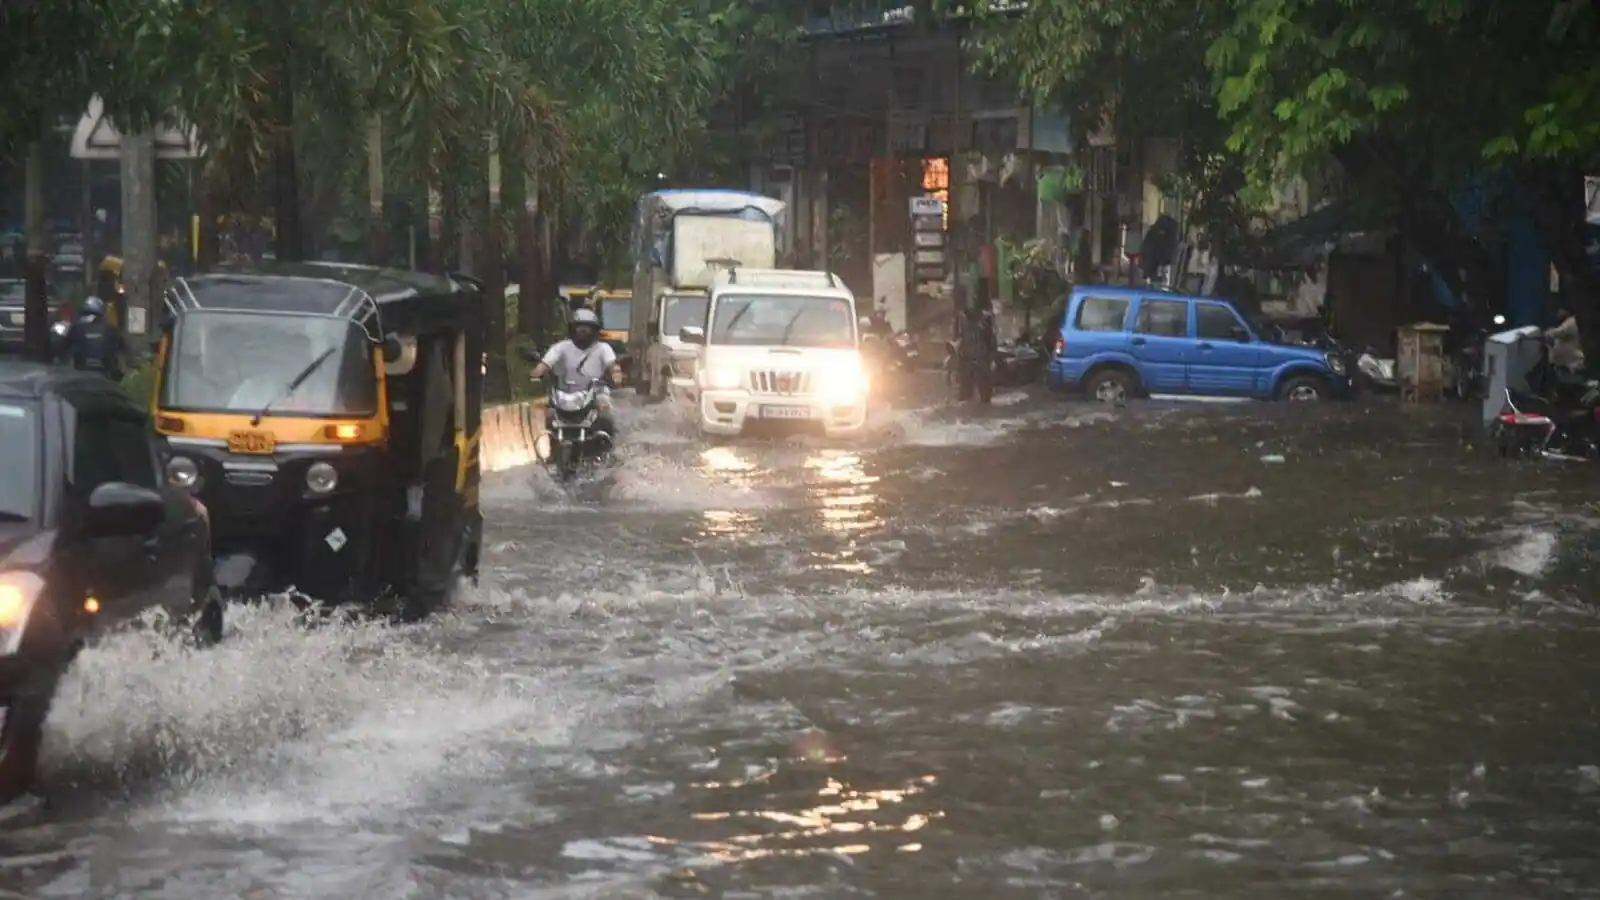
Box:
[1450,314,1505,400]
[1489,333,1600,459]
[993,337,1046,386]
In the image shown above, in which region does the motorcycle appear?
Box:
[1489,336,1600,459]
[535,378,615,481]
[993,337,1046,387]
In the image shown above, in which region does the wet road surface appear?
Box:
[6,380,1600,898]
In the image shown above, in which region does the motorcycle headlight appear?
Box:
[306,461,338,494]
[1324,352,1346,375]
[701,366,743,390]
[0,572,45,656]
[817,364,869,404]
[554,390,589,411]
[165,455,199,489]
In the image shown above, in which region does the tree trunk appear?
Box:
[366,115,387,265]
[271,70,304,262]
[516,167,549,344]
[196,155,220,269]
[22,141,48,362]
[425,177,444,273]
[482,135,511,403]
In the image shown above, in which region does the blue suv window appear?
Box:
[1196,303,1248,340]
[1075,296,1130,331]
[1135,299,1188,337]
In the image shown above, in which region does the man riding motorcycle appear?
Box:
[57,295,125,380]
[528,307,624,440]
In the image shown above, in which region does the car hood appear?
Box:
[1265,341,1330,361]
[0,523,53,570]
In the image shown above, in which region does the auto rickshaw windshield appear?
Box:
[159,311,380,416]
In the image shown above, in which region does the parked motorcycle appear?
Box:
[993,338,1046,386]
[1354,348,1399,394]
[534,378,615,482]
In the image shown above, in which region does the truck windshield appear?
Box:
[598,299,631,332]
[0,403,38,521]
[160,311,379,416]
[662,294,708,337]
[709,294,855,349]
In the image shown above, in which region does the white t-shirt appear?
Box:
[542,339,616,387]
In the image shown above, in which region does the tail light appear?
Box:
[1592,407,1600,423]
[1053,337,1064,356]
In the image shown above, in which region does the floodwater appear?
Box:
[6,379,1600,898]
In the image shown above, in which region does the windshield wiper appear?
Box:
[777,307,809,345]
[718,303,753,341]
[251,347,336,426]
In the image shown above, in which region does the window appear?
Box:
[709,294,855,349]
[73,411,158,491]
[1196,303,1249,341]
[0,403,39,521]
[1075,296,1131,332]
[160,311,379,416]
[1135,299,1189,337]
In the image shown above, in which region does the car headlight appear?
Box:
[1324,352,1347,376]
[166,455,199,489]
[701,366,743,390]
[0,572,45,656]
[306,461,338,493]
[817,364,869,404]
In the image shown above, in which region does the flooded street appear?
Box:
[7,383,1600,898]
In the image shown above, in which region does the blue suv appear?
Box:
[1045,287,1351,402]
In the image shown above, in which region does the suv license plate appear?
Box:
[759,405,811,420]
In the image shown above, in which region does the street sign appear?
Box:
[69,96,200,160]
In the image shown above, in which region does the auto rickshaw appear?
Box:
[148,261,487,618]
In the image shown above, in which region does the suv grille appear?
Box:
[749,370,812,395]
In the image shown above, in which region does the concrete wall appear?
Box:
[480,399,545,472]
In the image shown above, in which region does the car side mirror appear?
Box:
[83,482,166,537]
[648,320,661,338]
[382,334,404,363]
[518,345,542,363]
[679,325,705,345]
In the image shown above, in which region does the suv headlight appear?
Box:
[817,364,869,404]
[0,572,45,656]
[701,366,742,390]
[1324,352,1347,375]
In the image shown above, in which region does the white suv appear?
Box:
[678,268,868,438]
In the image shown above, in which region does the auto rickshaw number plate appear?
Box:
[228,430,277,455]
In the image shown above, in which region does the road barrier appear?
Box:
[481,398,546,472]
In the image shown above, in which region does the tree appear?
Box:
[1207,0,1600,329]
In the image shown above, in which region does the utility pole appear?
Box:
[120,129,158,346]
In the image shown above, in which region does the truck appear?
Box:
[627,189,788,400]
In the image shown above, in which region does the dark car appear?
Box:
[0,362,223,802]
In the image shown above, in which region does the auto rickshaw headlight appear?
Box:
[306,461,338,494]
[166,455,200,489]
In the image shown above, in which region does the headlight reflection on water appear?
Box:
[653,766,941,864]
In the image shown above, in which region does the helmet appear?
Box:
[569,307,600,348]
[81,296,106,317]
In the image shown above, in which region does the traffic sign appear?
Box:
[69,96,200,160]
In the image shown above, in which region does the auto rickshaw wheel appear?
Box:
[0,681,56,805]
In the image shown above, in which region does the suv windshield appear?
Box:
[663,294,707,337]
[160,311,379,416]
[0,403,38,521]
[709,294,855,349]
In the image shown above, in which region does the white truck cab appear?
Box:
[677,268,868,437]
